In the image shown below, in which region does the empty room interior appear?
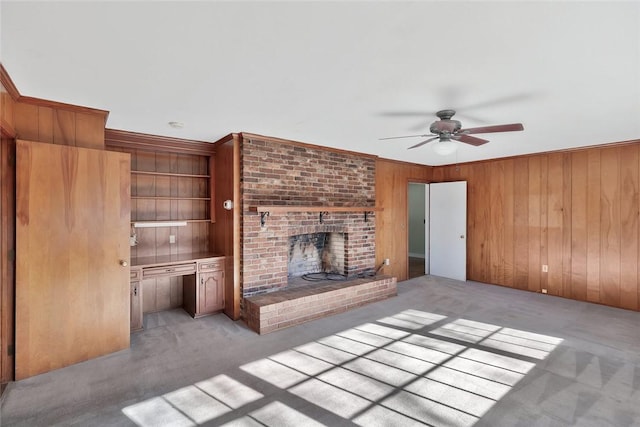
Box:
[0,2,639,426]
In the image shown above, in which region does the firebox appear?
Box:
[288,232,345,279]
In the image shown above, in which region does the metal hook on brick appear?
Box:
[260,211,270,227]
[319,211,329,224]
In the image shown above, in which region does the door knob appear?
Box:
[120,260,128,267]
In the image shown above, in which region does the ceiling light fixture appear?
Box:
[168,121,184,129]
[432,137,458,156]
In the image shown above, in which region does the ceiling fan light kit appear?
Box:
[432,137,458,155]
[381,109,524,156]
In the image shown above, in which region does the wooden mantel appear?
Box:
[248,205,381,213]
[248,205,382,226]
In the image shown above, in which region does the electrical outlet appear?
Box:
[542,264,548,272]
[169,235,176,244]
[541,288,548,294]
[384,258,390,266]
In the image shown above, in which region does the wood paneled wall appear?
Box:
[0,79,16,390]
[0,136,16,390]
[13,102,105,150]
[375,158,431,281]
[431,142,640,311]
[211,134,241,320]
[1,65,109,386]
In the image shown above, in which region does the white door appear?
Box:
[429,181,467,281]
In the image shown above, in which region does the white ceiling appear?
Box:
[2,1,639,166]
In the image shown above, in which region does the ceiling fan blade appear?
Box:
[408,137,439,149]
[453,134,489,146]
[459,123,524,134]
[379,134,433,141]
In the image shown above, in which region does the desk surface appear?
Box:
[131,252,224,268]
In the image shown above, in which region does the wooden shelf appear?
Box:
[131,219,211,225]
[248,205,381,213]
[132,196,211,201]
[132,170,210,178]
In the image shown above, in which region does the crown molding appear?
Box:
[105,128,215,156]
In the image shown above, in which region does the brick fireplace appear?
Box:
[240,136,396,333]
[243,210,376,296]
[241,137,377,297]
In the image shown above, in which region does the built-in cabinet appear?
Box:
[105,129,225,330]
[184,257,225,318]
[131,255,225,330]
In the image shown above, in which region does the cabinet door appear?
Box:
[130,282,143,332]
[16,140,131,380]
[198,271,224,314]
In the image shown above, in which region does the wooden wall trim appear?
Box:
[0,64,20,101]
[0,117,16,139]
[18,96,109,123]
[232,134,241,320]
[212,133,236,148]
[435,138,640,168]
[106,128,215,156]
[240,132,379,160]
[1,64,109,124]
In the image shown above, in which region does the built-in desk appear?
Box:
[129,252,225,332]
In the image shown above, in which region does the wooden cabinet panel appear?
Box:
[199,271,224,314]
[183,258,225,318]
[142,263,196,278]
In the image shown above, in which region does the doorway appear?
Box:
[407,181,467,281]
[408,183,427,278]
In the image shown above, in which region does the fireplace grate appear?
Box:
[302,272,347,282]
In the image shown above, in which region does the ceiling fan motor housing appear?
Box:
[430,118,461,135]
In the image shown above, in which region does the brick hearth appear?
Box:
[244,275,397,334]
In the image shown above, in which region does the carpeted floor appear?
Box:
[1,276,639,426]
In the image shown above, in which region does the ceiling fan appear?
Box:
[380,109,524,155]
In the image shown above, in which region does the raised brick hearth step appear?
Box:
[244,275,397,334]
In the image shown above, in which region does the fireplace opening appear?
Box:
[288,232,346,282]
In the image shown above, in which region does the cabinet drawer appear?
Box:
[130,268,141,281]
[199,258,224,272]
[143,263,196,278]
